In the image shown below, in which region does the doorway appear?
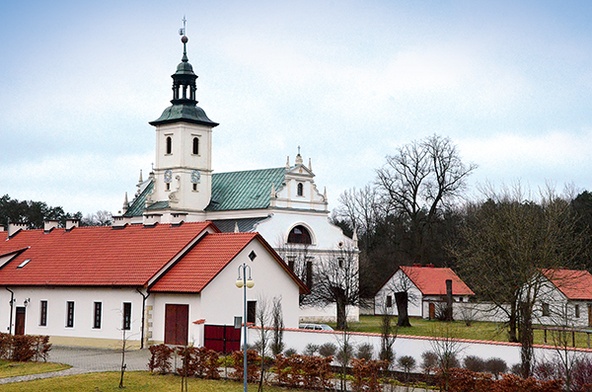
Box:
[15,307,26,335]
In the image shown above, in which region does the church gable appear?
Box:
[272,153,327,211]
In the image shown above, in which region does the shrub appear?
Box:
[11,335,37,362]
[303,343,319,356]
[398,355,416,373]
[572,356,592,391]
[0,333,51,362]
[463,355,486,373]
[274,354,333,389]
[421,351,438,374]
[148,344,173,374]
[351,358,388,392]
[231,349,260,382]
[356,343,374,360]
[318,342,337,358]
[485,357,508,378]
[283,348,297,357]
[336,342,354,368]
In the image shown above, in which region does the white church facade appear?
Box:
[115,35,359,322]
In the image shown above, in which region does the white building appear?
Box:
[374,265,474,319]
[0,222,307,349]
[531,268,592,328]
[116,34,358,322]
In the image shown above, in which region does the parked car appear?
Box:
[299,323,334,331]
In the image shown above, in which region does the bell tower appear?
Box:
[148,34,218,214]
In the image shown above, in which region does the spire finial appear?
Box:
[179,16,189,62]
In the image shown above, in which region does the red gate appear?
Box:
[203,325,241,353]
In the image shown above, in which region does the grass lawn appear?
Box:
[0,360,70,379]
[338,316,592,349]
[0,371,309,392]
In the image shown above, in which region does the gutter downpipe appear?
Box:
[136,288,150,349]
[6,288,14,335]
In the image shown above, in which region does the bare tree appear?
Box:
[302,245,361,330]
[255,296,271,392]
[376,134,476,262]
[270,297,284,356]
[453,185,587,377]
[429,322,463,391]
[334,184,384,253]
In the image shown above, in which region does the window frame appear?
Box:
[122,302,132,330]
[93,302,102,329]
[66,301,75,328]
[39,300,48,327]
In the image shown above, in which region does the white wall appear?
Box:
[0,287,144,343]
[251,327,592,372]
[375,270,423,317]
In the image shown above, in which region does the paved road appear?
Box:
[0,346,151,385]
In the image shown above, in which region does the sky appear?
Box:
[1,0,592,216]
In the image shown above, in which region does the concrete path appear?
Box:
[0,346,151,385]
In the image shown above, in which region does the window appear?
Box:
[297,182,303,196]
[247,301,256,324]
[192,137,199,155]
[287,225,312,245]
[123,302,132,330]
[542,302,550,317]
[337,257,344,268]
[192,183,197,191]
[575,304,580,318]
[39,300,47,326]
[386,295,393,308]
[66,301,75,328]
[166,136,172,154]
[93,302,102,329]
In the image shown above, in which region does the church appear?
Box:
[115,34,359,322]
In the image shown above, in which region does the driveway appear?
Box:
[0,346,151,385]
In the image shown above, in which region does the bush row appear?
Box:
[0,333,51,362]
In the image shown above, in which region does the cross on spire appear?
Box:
[179,15,187,36]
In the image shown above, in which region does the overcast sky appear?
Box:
[1,1,592,216]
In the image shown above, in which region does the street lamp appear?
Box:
[236,250,256,392]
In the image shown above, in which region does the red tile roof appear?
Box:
[400,266,474,296]
[541,269,592,301]
[0,222,214,287]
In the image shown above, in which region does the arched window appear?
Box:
[287,225,312,244]
[192,137,199,155]
[166,136,172,154]
[297,182,304,196]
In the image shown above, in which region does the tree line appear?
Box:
[332,134,592,378]
[0,194,112,228]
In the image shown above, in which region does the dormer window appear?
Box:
[17,259,31,268]
[166,136,172,154]
[192,137,199,155]
[288,225,312,245]
[297,182,304,196]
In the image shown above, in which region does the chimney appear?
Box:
[170,213,187,226]
[43,220,59,233]
[8,223,27,237]
[111,215,130,228]
[144,214,162,226]
[65,219,79,231]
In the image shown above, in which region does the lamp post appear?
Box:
[236,250,256,392]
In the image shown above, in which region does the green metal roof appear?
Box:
[206,167,286,211]
[124,167,286,216]
[149,104,218,127]
[123,181,154,217]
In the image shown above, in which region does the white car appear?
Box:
[299,323,334,331]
